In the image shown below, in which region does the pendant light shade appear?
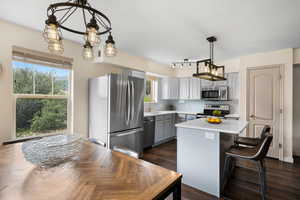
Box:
[104,33,117,57]
[48,38,64,55]
[43,15,62,42]
[85,17,101,46]
[82,42,94,60]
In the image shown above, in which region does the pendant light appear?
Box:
[43,0,117,60]
[85,16,101,46]
[193,36,226,81]
[43,15,62,42]
[104,32,117,57]
[82,42,94,60]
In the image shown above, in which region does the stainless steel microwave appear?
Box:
[201,86,228,101]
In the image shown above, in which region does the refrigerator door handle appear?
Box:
[126,80,131,125]
[131,81,135,121]
[112,128,144,137]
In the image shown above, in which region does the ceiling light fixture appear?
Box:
[171,58,195,69]
[193,37,226,81]
[43,0,117,59]
[171,37,226,81]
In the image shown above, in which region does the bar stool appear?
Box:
[113,145,139,159]
[235,125,271,147]
[222,134,273,200]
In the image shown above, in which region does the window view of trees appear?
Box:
[144,79,157,103]
[13,61,70,138]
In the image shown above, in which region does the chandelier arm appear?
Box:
[86,8,109,30]
[60,7,78,25]
[47,2,112,35]
[58,6,75,24]
[54,6,73,13]
[95,15,109,29]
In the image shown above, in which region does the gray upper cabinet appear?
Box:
[178,77,201,100]
[189,78,201,100]
[160,74,239,100]
[160,78,179,100]
[179,78,190,100]
[200,79,213,89]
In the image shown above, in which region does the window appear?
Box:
[144,76,158,103]
[12,46,72,139]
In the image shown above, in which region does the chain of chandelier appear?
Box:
[43,0,117,60]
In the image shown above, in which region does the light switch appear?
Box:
[205,132,215,140]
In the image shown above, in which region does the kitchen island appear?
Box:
[175,118,248,198]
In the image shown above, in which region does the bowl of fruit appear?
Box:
[207,117,222,124]
[207,110,223,124]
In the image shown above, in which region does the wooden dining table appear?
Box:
[0,140,182,200]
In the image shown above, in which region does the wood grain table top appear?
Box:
[0,140,182,200]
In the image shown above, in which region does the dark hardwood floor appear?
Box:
[142,140,300,200]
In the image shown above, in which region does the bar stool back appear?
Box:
[235,125,271,147]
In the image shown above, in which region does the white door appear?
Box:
[248,66,281,158]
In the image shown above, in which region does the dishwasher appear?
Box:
[143,116,155,149]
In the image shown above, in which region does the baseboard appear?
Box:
[283,156,294,163]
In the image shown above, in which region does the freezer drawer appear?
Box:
[109,128,143,155]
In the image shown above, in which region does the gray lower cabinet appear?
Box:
[154,121,165,143]
[154,114,176,144]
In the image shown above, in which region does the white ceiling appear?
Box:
[1,0,300,65]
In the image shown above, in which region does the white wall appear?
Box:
[173,49,295,163]
[0,19,174,143]
[293,65,300,156]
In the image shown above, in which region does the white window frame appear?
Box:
[11,62,73,140]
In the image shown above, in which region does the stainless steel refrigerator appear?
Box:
[88,71,145,155]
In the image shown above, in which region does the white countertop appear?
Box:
[144,111,199,117]
[225,114,240,118]
[175,118,248,135]
[144,110,240,118]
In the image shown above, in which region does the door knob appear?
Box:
[250,114,255,118]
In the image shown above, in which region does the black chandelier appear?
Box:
[172,36,226,81]
[43,0,117,60]
[193,37,226,81]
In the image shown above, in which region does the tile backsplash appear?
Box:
[145,99,239,114]
[169,99,239,114]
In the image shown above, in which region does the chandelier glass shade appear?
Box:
[82,42,94,60]
[43,0,117,59]
[104,33,117,57]
[48,38,64,55]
